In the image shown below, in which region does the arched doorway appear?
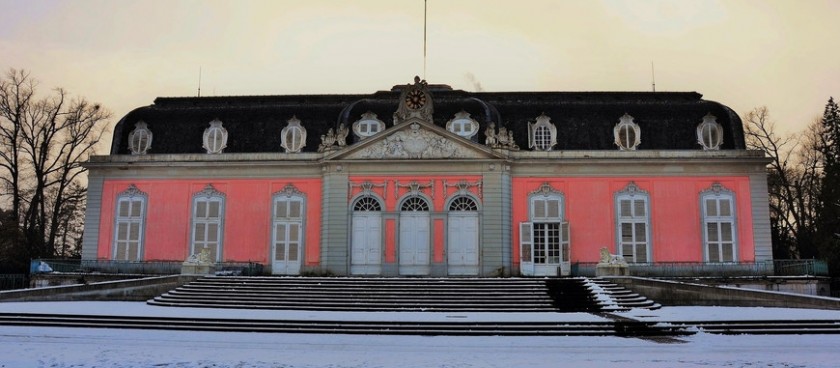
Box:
[350,196,383,275]
[399,196,431,275]
[447,196,479,275]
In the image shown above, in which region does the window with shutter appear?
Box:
[112,185,147,261]
[700,184,737,262]
[615,182,651,263]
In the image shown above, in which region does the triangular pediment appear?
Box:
[326,119,504,160]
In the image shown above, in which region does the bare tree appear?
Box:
[0,68,110,263]
[744,107,821,259]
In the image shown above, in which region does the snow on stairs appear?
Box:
[585,278,662,312]
[148,276,602,313]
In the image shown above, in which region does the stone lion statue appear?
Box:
[598,247,627,265]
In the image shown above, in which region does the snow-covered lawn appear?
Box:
[1,302,840,367]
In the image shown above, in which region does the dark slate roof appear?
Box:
[110,86,745,155]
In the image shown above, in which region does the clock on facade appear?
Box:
[405,89,427,110]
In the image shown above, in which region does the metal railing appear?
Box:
[571,259,829,278]
[32,259,265,276]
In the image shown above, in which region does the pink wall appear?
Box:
[97,179,322,264]
[511,177,755,265]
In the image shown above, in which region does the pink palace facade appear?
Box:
[81,78,772,276]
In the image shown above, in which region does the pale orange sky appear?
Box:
[2,0,839,143]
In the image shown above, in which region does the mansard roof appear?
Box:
[110,84,745,155]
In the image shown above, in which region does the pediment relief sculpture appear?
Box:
[350,122,484,159]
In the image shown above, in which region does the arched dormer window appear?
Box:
[281,116,307,153]
[202,119,228,154]
[352,112,385,140]
[528,114,557,151]
[697,113,724,150]
[128,121,152,155]
[446,111,479,139]
[614,114,641,151]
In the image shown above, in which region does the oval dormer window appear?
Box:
[202,119,228,154]
[281,116,307,153]
[528,114,557,151]
[446,111,479,139]
[352,112,385,140]
[128,121,152,155]
[697,113,724,150]
[614,114,641,151]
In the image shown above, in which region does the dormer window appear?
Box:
[528,114,557,151]
[614,114,641,151]
[352,112,385,140]
[446,111,479,139]
[281,116,307,153]
[202,119,228,154]
[697,113,724,150]
[128,121,152,155]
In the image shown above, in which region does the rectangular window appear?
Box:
[616,196,650,263]
[191,197,224,262]
[702,195,737,262]
[113,197,145,261]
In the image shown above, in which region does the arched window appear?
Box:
[448,196,478,211]
[281,116,307,153]
[615,182,651,263]
[446,111,479,139]
[352,112,385,140]
[202,119,228,154]
[401,196,430,211]
[112,184,146,261]
[190,184,225,262]
[697,113,724,150]
[700,183,737,263]
[528,114,557,151]
[354,196,383,211]
[614,114,641,150]
[128,121,152,155]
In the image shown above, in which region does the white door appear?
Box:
[351,212,382,275]
[272,221,302,275]
[399,212,430,275]
[447,213,479,275]
[520,222,570,276]
[271,195,304,275]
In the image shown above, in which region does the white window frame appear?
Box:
[202,119,228,154]
[128,121,152,155]
[614,182,651,263]
[281,116,307,153]
[190,184,225,262]
[527,114,557,151]
[112,184,147,261]
[445,111,479,139]
[700,183,738,263]
[352,112,385,140]
[520,183,570,276]
[271,185,306,274]
[697,113,724,150]
[614,113,641,150]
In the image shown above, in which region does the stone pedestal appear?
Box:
[181,262,216,275]
[596,263,629,277]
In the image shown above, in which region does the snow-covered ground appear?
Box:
[1,302,840,367]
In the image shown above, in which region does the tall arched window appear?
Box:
[447,195,480,275]
[701,183,737,263]
[190,184,225,262]
[399,195,431,275]
[615,182,651,263]
[351,195,384,275]
[112,184,147,261]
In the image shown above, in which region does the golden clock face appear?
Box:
[405,89,426,110]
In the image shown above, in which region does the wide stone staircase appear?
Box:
[148,276,637,312]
